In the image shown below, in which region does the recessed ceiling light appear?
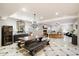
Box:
[21,8,27,12]
[40,16,44,19]
[56,12,59,15]
[2,16,8,19]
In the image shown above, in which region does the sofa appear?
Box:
[17,37,49,56]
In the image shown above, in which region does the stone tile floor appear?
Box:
[0,37,79,56]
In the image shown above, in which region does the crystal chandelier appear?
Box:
[31,13,38,29]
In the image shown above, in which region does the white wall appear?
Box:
[4,18,17,34]
[0,20,6,46]
[78,25,79,46]
[61,23,73,33]
[0,18,31,46]
[71,18,79,46]
[0,17,78,46]
[48,23,73,33]
[77,18,79,46]
[0,27,1,46]
[0,21,3,46]
[0,18,17,46]
[25,22,31,33]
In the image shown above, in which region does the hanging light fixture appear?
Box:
[31,13,38,29]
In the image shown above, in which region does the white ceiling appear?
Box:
[0,3,79,24]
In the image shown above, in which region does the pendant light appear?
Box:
[31,13,38,29]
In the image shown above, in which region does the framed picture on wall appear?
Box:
[16,20,25,33]
[76,25,78,29]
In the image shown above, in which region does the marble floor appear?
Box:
[0,36,79,56]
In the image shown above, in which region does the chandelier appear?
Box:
[31,13,38,29]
